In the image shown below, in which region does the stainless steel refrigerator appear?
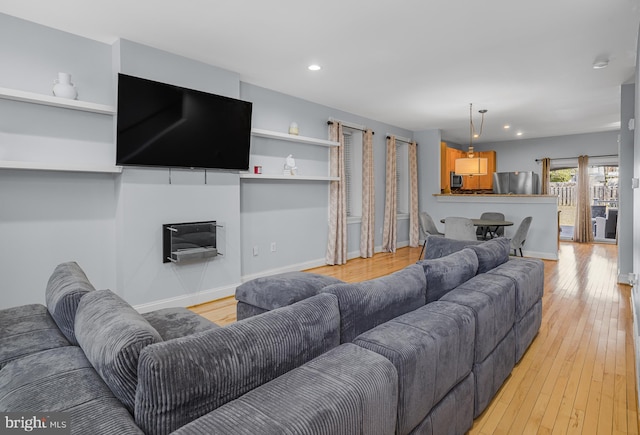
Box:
[492,171,539,194]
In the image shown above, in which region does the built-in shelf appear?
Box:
[239,174,338,181]
[0,87,116,115]
[0,160,123,174]
[251,128,339,147]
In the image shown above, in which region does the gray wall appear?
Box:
[239,83,415,278]
[620,83,635,283]
[0,14,116,309]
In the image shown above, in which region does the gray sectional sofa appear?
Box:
[235,235,544,433]
[1,235,543,434]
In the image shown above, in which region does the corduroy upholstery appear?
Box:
[472,330,516,417]
[487,257,544,361]
[467,237,511,274]
[440,273,517,417]
[235,271,343,320]
[45,261,96,345]
[135,293,341,435]
[409,373,475,435]
[0,346,143,434]
[321,264,427,343]
[170,344,398,435]
[422,235,482,259]
[353,301,475,435]
[142,307,220,340]
[0,304,70,368]
[417,248,479,303]
[75,289,162,414]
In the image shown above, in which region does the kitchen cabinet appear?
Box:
[440,142,496,191]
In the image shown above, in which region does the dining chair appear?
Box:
[510,216,533,256]
[444,217,477,241]
[419,212,444,259]
[476,211,505,239]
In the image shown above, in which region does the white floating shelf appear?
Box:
[0,87,116,115]
[0,160,123,174]
[251,128,339,147]
[240,173,338,181]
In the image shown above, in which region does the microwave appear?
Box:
[450,171,463,189]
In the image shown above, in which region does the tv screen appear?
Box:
[116,73,252,170]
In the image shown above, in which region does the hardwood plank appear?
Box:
[188,242,640,433]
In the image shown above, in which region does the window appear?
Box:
[396,142,409,217]
[343,128,363,220]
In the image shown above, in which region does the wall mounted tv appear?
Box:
[116,73,252,170]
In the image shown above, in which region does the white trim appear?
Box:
[0,86,116,114]
[347,216,362,225]
[239,173,338,181]
[251,128,339,147]
[618,272,632,285]
[133,283,238,313]
[240,258,328,283]
[0,160,122,173]
[516,250,558,261]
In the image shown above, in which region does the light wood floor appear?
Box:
[189,242,639,434]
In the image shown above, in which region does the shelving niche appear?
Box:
[0,86,120,174]
[243,128,339,182]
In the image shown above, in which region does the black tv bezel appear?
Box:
[115,73,252,171]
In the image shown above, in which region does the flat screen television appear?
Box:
[116,73,252,170]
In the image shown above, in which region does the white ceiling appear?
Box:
[2,0,639,144]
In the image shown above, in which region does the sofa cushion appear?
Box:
[417,248,478,303]
[353,301,475,435]
[321,264,427,343]
[142,307,220,340]
[0,346,143,434]
[135,293,341,435]
[486,258,544,319]
[440,273,516,363]
[235,271,343,319]
[0,304,70,368]
[170,344,398,435]
[45,261,96,345]
[468,237,510,274]
[423,235,482,259]
[75,289,162,414]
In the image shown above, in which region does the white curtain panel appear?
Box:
[325,121,348,265]
[382,136,397,252]
[360,129,375,258]
[408,141,419,247]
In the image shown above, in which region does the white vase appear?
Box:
[52,72,78,100]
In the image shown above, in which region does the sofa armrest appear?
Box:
[170,344,398,435]
[142,308,219,340]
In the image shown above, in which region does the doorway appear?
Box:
[551,165,618,243]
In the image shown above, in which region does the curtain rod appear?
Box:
[386,134,416,145]
[327,119,374,134]
[535,153,618,163]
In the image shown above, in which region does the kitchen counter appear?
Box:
[431,194,558,260]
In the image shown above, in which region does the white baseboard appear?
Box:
[519,250,558,261]
[136,241,418,312]
[133,283,238,313]
[618,272,632,285]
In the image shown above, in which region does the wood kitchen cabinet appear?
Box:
[440,142,496,191]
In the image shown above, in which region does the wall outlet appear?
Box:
[270,242,277,252]
[253,246,259,256]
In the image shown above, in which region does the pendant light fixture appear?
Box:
[454,103,488,176]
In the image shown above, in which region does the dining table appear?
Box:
[440,218,514,240]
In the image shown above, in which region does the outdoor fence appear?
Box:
[550,183,618,207]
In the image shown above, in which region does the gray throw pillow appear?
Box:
[74,289,162,413]
[45,261,95,345]
[418,248,479,303]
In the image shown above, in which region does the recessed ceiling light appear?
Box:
[308,64,321,71]
[593,58,609,69]
[503,125,510,129]
[516,132,523,136]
